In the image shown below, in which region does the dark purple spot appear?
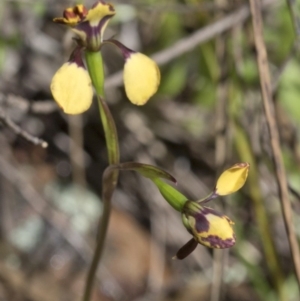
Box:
[202,207,223,217]
[194,207,224,233]
[69,47,85,68]
[202,234,236,249]
[75,15,114,51]
[63,10,77,20]
[107,3,115,12]
[175,238,198,260]
[98,15,114,32]
[92,1,103,8]
[74,5,88,19]
[76,20,90,34]
[104,39,135,59]
[92,1,115,12]
[194,213,209,233]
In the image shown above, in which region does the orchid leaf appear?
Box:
[104,163,186,211]
[97,96,120,165]
[112,162,176,183]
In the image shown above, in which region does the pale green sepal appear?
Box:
[182,213,191,231]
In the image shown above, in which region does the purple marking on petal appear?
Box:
[76,20,93,35]
[92,1,115,12]
[68,47,85,68]
[99,15,114,32]
[183,202,226,234]
[199,191,218,204]
[201,207,223,217]
[75,15,114,51]
[202,235,236,249]
[92,1,103,8]
[121,46,135,60]
[104,39,135,59]
[193,207,224,233]
[76,15,113,35]
[194,213,209,233]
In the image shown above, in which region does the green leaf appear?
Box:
[97,96,120,165]
[112,162,177,183]
[160,58,187,97]
[105,163,187,211]
[239,57,259,85]
[278,60,300,127]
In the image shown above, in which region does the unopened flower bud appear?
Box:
[215,162,249,196]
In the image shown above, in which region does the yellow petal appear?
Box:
[54,2,115,51]
[50,63,93,115]
[182,202,235,249]
[195,209,235,249]
[215,162,249,196]
[123,52,160,105]
[84,1,115,27]
[53,5,88,26]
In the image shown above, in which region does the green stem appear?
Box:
[82,196,111,301]
[83,51,120,301]
[97,96,120,164]
[234,122,286,301]
[85,51,105,97]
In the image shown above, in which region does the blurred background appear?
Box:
[0,0,300,300]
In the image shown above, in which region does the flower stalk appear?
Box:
[50,2,250,300]
[82,56,119,301]
[85,51,105,97]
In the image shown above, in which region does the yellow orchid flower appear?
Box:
[182,201,235,249]
[50,1,160,114]
[170,163,249,259]
[53,2,115,51]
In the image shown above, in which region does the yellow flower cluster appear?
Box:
[51,1,160,114]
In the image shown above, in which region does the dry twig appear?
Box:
[106,0,278,89]
[249,0,300,290]
[1,0,278,116]
[0,107,48,148]
[0,137,126,300]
